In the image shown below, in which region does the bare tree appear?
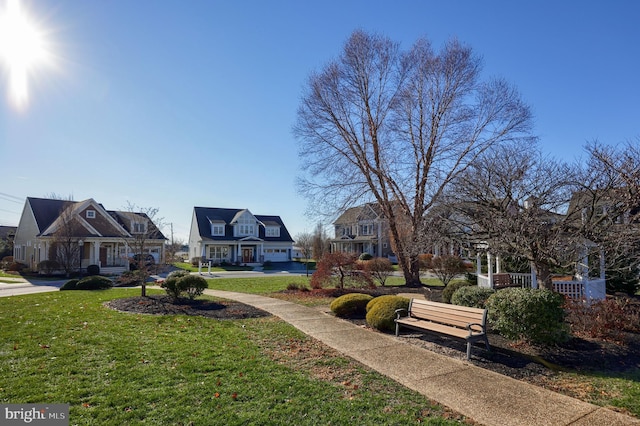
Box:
[295,30,534,286]
[165,238,185,263]
[294,232,314,276]
[312,222,329,260]
[50,203,84,276]
[446,145,578,290]
[120,202,166,297]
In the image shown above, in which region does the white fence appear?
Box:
[477,273,605,301]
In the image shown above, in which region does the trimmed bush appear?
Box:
[358,253,373,261]
[330,293,374,318]
[442,281,473,304]
[86,264,100,276]
[486,288,568,344]
[450,286,495,308]
[74,276,113,290]
[366,294,400,313]
[161,271,206,300]
[60,279,80,291]
[366,295,410,332]
[179,275,208,300]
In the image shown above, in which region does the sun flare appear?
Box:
[0,0,53,111]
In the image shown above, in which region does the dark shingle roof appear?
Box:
[193,207,293,242]
[27,197,75,232]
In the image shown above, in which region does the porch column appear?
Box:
[496,255,502,273]
[93,241,100,266]
[487,252,494,288]
[476,252,481,276]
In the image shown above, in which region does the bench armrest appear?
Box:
[466,322,486,334]
[394,308,407,319]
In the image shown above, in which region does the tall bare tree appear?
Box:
[295,30,535,286]
[312,222,329,260]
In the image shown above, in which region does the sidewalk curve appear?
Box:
[204,289,639,426]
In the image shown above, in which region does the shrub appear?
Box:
[179,275,208,300]
[450,286,495,308]
[86,264,100,276]
[430,255,470,286]
[311,252,372,289]
[1,256,14,269]
[191,257,203,267]
[366,294,400,313]
[74,276,113,290]
[565,297,640,341]
[38,260,61,275]
[7,261,26,272]
[442,281,473,304]
[286,282,309,292]
[358,253,373,261]
[330,293,374,318]
[60,279,79,291]
[161,271,206,300]
[366,295,410,332]
[486,288,568,344]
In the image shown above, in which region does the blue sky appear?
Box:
[1,0,639,243]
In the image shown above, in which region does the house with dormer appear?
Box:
[330,203,393,258]
[13,197,166,273]
[189,207,294,264]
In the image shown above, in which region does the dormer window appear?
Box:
[132,222,146,234]
[212,224,225,236]
[86,210,96,219]
[265,226,280,237]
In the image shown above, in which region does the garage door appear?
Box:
[264,248,288,262]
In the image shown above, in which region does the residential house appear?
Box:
[330,203,393,258]
[13,197,166,273]
[189,207,294,264]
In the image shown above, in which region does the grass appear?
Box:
[0,289,464,425]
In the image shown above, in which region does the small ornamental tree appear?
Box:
[363,257,394,286]
[311,252,372,289]
[430,255,469,287]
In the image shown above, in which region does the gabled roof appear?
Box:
[26,197,166,240]
[333,203,383,225]
[193,207,293,242]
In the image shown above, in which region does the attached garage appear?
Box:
[263,248,289,262]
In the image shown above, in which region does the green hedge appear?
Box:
[330,293,374,318]
[366,295,410,332]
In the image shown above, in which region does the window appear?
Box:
[212,224,225,236]
[208,246,229,260]
[265,226,280,237]
[132,222,146,233]
[360,224,373,235]
[86,210,96,219]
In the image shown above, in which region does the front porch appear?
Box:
[475,251,606,301]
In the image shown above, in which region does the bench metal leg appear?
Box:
[466,342,472,360]
[395,322,400,337]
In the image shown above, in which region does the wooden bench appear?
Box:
[394,299,490,359]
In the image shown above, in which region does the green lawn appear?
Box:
[0,289,464,425]
[172,262,254,272]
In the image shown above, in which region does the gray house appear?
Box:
[189,207,294,264]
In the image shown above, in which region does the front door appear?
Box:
[242,248,253,263]
[100,247,107,266]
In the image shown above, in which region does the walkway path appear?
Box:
[204,289,639,426]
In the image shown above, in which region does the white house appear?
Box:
[188,207,294,264]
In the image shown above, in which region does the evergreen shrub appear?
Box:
[74,276,113,290]
[366,295,409,332]
[442,281,473,304]
[485,288,568,344]
[450,286,495,308]
[330,293,374,318]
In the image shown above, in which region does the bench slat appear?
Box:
[395,298,490,360]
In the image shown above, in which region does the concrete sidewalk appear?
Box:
[204,289,639,426]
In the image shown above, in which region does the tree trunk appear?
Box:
[141,283,147,297]
[535,263,554,291]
